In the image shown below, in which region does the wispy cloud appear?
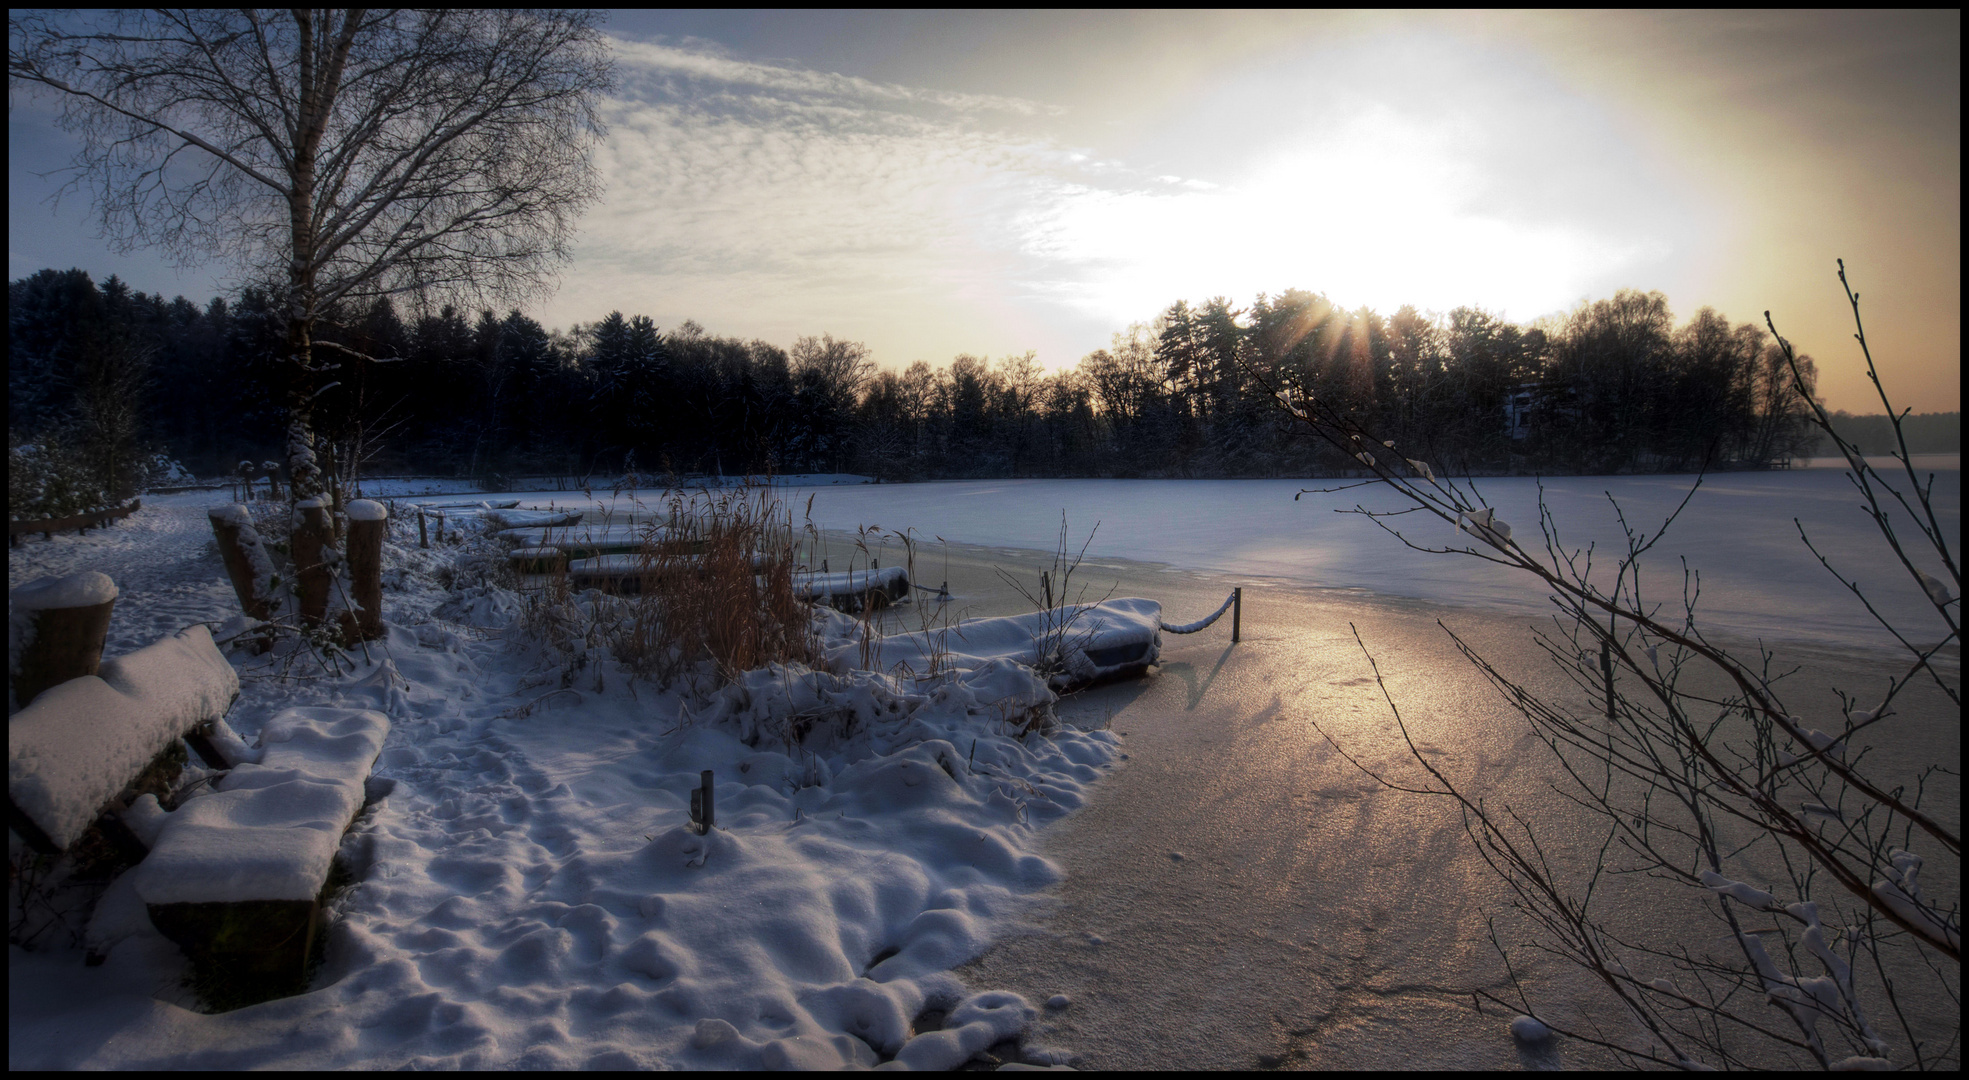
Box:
[552,35,1683,368]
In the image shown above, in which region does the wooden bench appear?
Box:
[8,624,238,863]
[133,706,389,997]
[9,626,389,1000]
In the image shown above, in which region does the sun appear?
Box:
[1031,105,1646,326]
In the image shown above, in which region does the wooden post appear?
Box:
[9,572,118,708]
[293,498,336,630]
[345,500,387,641]
[418,509,429,549]
[1232,587,1242,643]
[208,505,276,621]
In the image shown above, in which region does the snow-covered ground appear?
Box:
[9,492,1108,1069]
[8,458,1957,1068]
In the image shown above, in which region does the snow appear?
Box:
[795,564,911,604]
[860,598,1162,690]
[11,570,119,610]
[7,465,1956,1068]
[8,626,237,851]
[1509,1015,1551,1041]
[8,493,1123,1069]
[483,508,582,529]
[498,523,658,547]
[344,499,387,522]
[1158,589,1235,634]
[206,503,252,526]
[135,708,390,905]
[97,625,240,741]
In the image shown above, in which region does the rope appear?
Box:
[1160,591,1237,634]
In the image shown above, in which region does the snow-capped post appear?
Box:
[1233,587,1242,643]
[207,505,277,622]
[9,572,117,709]
[689,770,716,833]
[345,500,388,641]
[293,497,336,629]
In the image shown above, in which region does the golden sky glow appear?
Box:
[9,11,1959,412]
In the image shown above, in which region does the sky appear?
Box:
[8,10,1960,412]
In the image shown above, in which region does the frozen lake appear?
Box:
[772,456,1959,655]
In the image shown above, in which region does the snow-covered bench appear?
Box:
[133,706,390,988]
[7,625,238,858]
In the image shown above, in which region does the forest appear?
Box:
[11,264,1946,516]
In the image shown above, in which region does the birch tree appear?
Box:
[10,8,613,503]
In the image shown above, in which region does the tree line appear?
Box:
[14,267,1870,507]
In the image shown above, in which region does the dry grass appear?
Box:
[616,480,817,688]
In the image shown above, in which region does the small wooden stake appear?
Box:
[1232,587,1242,643]
[418,509,428,549]
[689,769,715,833]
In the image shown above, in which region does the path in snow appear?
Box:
[9,498,243,657]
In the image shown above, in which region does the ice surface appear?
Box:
[12,570,119,610]
[8,625,238,850]
[759,465,1960,652]
[135,707,389,905]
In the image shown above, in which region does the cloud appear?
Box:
[552,34,1682,368]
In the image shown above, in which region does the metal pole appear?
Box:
[1232,587,1241,643]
